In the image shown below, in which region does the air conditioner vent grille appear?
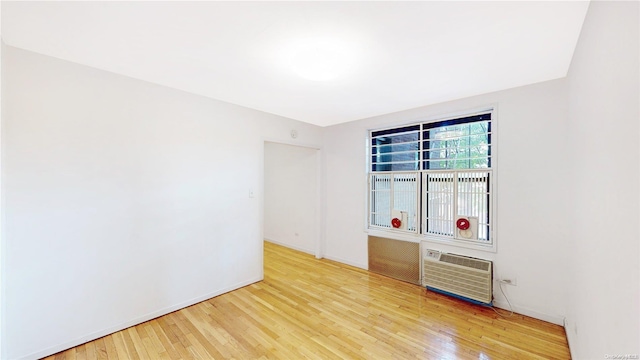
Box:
[439,254,490,271]
[423,250,492,304]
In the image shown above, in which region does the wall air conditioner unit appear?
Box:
[423,249,493,305]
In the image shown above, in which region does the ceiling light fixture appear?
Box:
[286,36,357,82]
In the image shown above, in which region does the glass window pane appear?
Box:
[423,120,490,170]
[370,174,391,228]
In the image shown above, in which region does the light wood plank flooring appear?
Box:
[45,241,570,359]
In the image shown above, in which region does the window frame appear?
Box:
[368,171,421,235]
[421,169,492,242]
[366,107,497,252]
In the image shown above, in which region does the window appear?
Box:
[371,124,420,172]
[369,172,419,232]
[368,111,494,248]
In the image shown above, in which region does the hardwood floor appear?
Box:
[45,241,570,359]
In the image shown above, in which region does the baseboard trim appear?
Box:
[564,317,577,359]
[18,276,263,360]
[264,238,315,256]
[306,250,565,327]
[322,254,367,270]
[492,300,564,326]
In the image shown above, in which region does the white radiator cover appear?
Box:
[423,249,493,304]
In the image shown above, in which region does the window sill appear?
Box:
[365,227,496,252]
[366,228,422,243]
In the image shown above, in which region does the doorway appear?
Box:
[263,141,321,257]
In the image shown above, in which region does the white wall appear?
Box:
[1,44,323,360]
[323,78,571,324]
[264,142,318,254]
[565,2,639,358]
[0,4,3,358]
[3,3,639,359]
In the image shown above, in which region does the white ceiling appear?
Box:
[2,1,589,127]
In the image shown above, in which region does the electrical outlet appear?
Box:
[500,278,517,286]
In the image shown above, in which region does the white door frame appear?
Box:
[261,139,324,260]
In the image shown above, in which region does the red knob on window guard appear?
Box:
[391,218,402,228]
[456,218,470,230]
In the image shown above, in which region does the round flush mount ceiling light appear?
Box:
[285,36,358,82]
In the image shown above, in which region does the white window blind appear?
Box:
[422,172,455,237]
[369,172,419,233]
[422,170,491,242]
